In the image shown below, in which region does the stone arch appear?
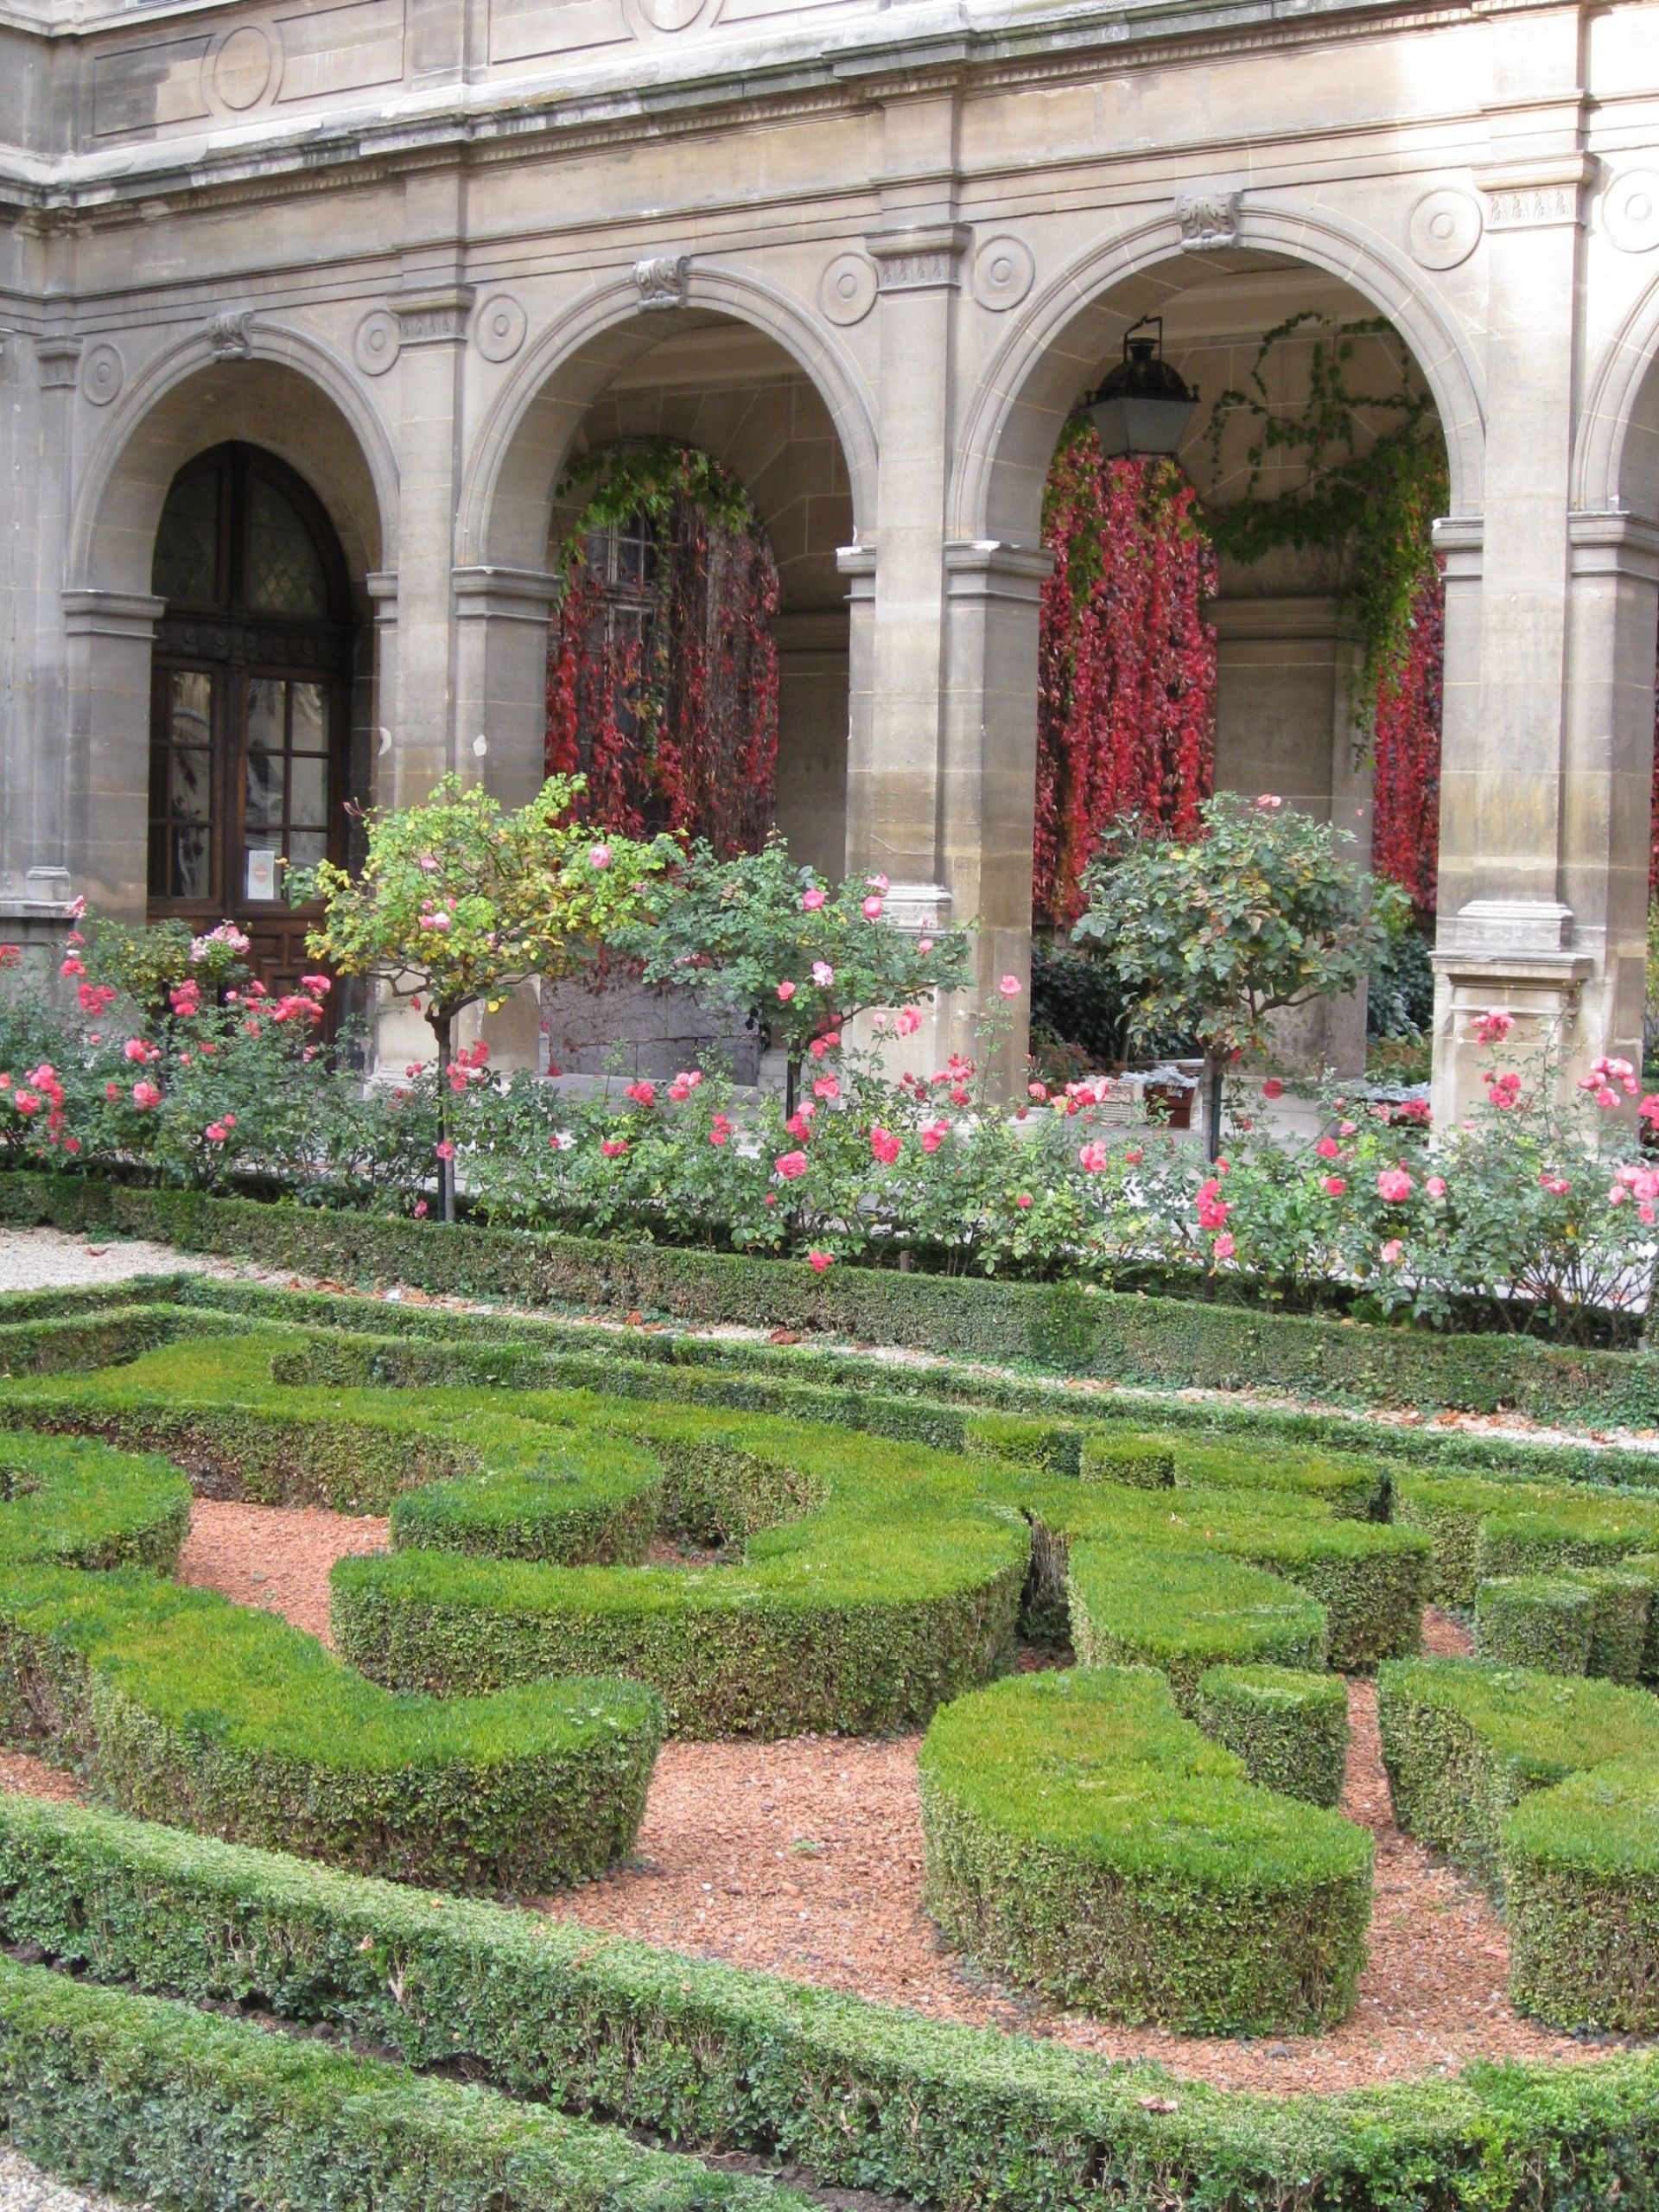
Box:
[69,322,397,601]
[457,267,878,581]
[1574,270,1659,518]
[951,199,1485,547]
[61,325,395,923]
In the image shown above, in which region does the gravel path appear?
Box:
[0,2152,142,2211]
[0,1227,218,1294]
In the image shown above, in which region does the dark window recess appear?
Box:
[146,443,353,1001]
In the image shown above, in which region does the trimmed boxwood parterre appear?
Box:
[918,1667,1372,2032]
[16,1168,1659,1425]
[0,1945,804,2212]
[3,1287,1659,2042]
[4,1793,1659,2212]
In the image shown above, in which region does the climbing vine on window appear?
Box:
[1034,429,1217,931]
[545,441,779,857]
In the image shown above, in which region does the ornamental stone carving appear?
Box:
[866,226,968,294]
[395,287,474,345]
[34,337,81,389]
[632,255,690,310]
[1478,161,1591,232]
[81,342,124,405]
[207,309,255,361]
[972,235,1034,311]
[209,24,276,111]
[1175,188,1241,250]
[1603,170,1659,253]
[474,293,528,361]
[819,251,877,326]
[353,309,402,375]
[1408,188,1482,270]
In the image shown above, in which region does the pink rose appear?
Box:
[1213,1232,1236,1260]
[1315,1136,1340,1160]
[999,975,1020,998]
[807,1250,834,1274]
[624,1081,657,1109]
[869,874,890,893]
[1539,1173,1571,1197]
[1323,1176,1346,1196]
[1262,1078,1283,1100]
[709,1116,732,1147]
[1338,1121,1357,1137]
[1255,794,1282,810]
[1426,1175,1447,1198]
[589,843,613,869]
[1078,1141,1109,1173]
[1015,1194,1033,1210]
[919,1120,950,1154]
[1380,1238,1405,1264]
[434,1140,456,1161]
[801,888,826,912]
[894,1007,921,1037]
[870,1128,901,1166]
[917,938,933,956]
[862,896,883,920]
[812,1077,839,1100]
[601,1138,629,1158]
[1124,1147,1143,1165]
[1473,1008,1513,1045]
[811,961,835,988]
[775,1150,810,1180]
[205,1122,227,1143]
[1376,1168,1414,1203]
[130,1081,162,1110]
[123,1039,149,1064]
[777,981,797,1002]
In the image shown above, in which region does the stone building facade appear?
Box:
[0,0,1656,1109]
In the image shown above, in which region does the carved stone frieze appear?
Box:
[1478,160,1592,233]
[394,287,474,346]
[632,254,690,309]
[866,226,968,295]
[207,309,255,361]
[35,337,82,389]
[1175,188,1241,250]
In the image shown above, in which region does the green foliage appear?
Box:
[556,436,757,550]
[1071,791,1403,1081]
[1474,1577,1596,1676]
[80,915,251,1020]
[1506,1758,1659,2031]
[0,1951,801,2212]
[1192,1662,1350,1808]
[1204,313,1450,713]
[612,834,971,1066]
[918,1667,1372,2033]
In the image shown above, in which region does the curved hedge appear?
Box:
[918,1667,1372,2033]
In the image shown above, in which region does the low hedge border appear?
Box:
[19,1270,1659,1499]
[1473,1577,1597,1675]
[0,1950,803,2212]
[1191,1662,1350,1807]
[1505,1758,1659,2032]
[4,1795,1659,2211]
[0,1561,663,1893]
[12,1173,1659,1427]
[917,1667,1372,2034]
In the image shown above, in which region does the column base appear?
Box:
[1429,904,1593,1126]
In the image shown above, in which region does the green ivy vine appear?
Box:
[1203,313,1449,726]
[553,438,757,571]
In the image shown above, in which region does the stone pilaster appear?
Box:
[451,565,560,805]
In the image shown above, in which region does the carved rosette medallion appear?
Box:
[354,310,402,375]
[972,235,1034,312]
[1603,171,1659,254]
[474,294,528,361]
[1408,188,1483,270]
[81,342,124,406]
[819,252,878,327]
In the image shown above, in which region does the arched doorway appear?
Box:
[147,442,353,991]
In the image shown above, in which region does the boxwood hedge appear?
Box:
[918,1667,1372,2033]
[1192,1662,1351,1807]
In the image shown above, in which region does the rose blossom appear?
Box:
[1323,1175,1346,1196]
[1315,1136,1340,1160]
[588,843,612,869]
[776,980,797,1002]
[1426,1175,1446,1198]
[862,896,883,920]
[1376,1168,1414,1203]
[807,1250,834,1274]
[600,1139,629,1158]
[775,1150,810,1180]
[999,976,1020,998]
[130,1081,162,1110]
[811,961,835,988]
[870,1128,901,1166]
[1380,1238,1405,1264]
[1213,1232,1236,1260]
[800,888,826,912]
[1078,1141,1109,1173]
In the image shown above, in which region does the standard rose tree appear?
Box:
[1071,792,1403,1159]
[613,836,971,1106]
[293,773,671,1219]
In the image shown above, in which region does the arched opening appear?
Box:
[544,441,780,857]
[968,243,1463,1084]
[146,442,354,992]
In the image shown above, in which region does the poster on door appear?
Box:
[245,849,278,902]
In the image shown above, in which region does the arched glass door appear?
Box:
[148,443,353,993]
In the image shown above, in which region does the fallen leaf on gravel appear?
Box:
[1137,2095,1179,2113]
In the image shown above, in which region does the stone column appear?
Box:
[938,538,1052,1076]
[451,565,560,805]
[385,189,473,802]
[60,589,162,918]
[1211,590,1372,1077]
[772,607,849,882]
[1431,150,1595,1116]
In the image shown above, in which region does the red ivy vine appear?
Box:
[546,442,779,858]
[1034,430,1218,930]
[1370,563,1444,918]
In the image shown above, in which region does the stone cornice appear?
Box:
[0,0,1504,225]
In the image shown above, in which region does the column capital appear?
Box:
[863,225,970,293]
[365,569,398,624]
[392,285,476,347]
[1431,513,1484,580]
[836,542,878,601]
[1567,509,1659,582]
[943,538,1052,603]
[452,565,561,621]
[1474,155,1595,232]
[60,589,164,639]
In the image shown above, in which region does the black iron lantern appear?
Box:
[1081,316,1199,459]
